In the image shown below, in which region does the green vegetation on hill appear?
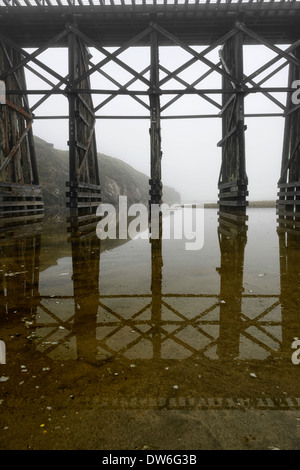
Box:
[34,136,181,210]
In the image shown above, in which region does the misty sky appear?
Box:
[25,43,289,203]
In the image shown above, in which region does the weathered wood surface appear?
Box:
[218,32,248,215]
[67,32,101,221]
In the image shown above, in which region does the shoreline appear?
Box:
[41,200,277,214]
[181,201,277,209]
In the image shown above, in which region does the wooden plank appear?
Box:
[67,213,100,225]
[218,200,248,207]
[218,180,248,190]
[277,200,300,206]
[278,182,300,188]
[218,218,248,232]
[277,218,300,228]
[217,125,238,147]
[66,181,101,191]
[0,187,43,197]
[218,95,236,117]
[218,225,247,237]
[67,221,98,233]
[218,211,248,223]
[0,200,44,207]
[66,191,102,199]
[278,191,300,197]
[276,209,300,218]
[67,201,100,208]
[0,222,43,238]
[0,214,44,227]
[218,191,249,198]
[0,184,42,191]
[0,208,44,216]
[219,186,244,193]
[277,226,300,236]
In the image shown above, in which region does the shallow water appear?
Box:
[0,208,300,450]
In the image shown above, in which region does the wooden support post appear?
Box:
[277,47,300,233]
[68,29,77,194]
[149,29,162,213]
[0,42,43,227]
[66,26,101,227]
[218,31,248,217]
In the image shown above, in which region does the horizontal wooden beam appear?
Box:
[218,200,248,207]
[32,113,284,120]
[5,87,295,96]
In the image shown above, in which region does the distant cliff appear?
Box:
[34,136,181,210]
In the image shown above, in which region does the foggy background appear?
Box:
[24,43,288,203]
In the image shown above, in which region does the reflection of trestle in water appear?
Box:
[0,222,42,316]
[1,216,296,364]
[2,216,300,409]
[217,212,248,360]
[32,216,288,365]
[278,230,300,353]
[70,221,101,364]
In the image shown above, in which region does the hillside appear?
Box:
[34,136,181,210]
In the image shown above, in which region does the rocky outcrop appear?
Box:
[34,136,181,211]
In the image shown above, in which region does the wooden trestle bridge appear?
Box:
[1,0,300,232]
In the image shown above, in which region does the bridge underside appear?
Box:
[2,2,300,47]
[0,2,300,233]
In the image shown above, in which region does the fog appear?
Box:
[25,43,288,203]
